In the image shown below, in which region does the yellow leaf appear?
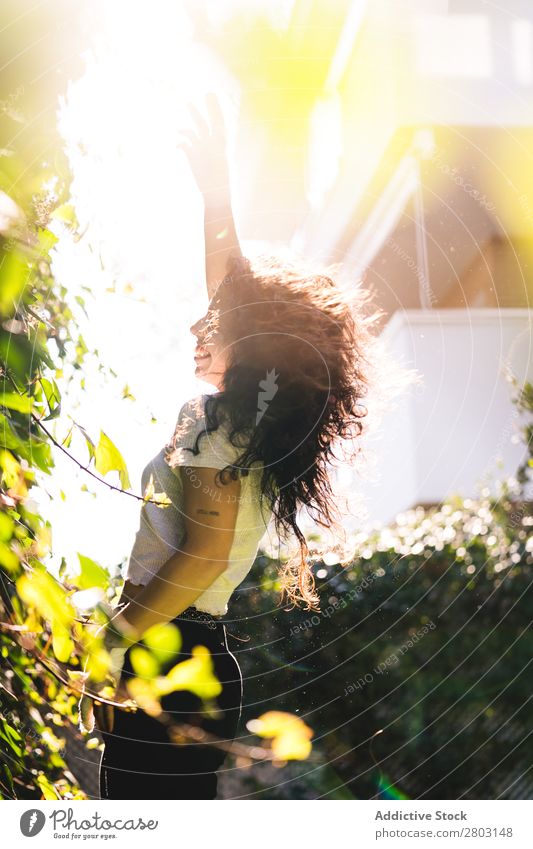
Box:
[74,553,110,591]
[272,731,312,761]
[94,430,131,490]
[152,493,172,508]
[36,773,61,800]
[23,611,43,634]
[247,711,313,761]
[0,449,21,488]
[17,571,75,628]
[35,523,52,558]
[159,645,221,700]
[130,646,160,679]
[143,474,171,507]
[143,474,155,502]
[126,678,162,716]
[141,622,182,663]
[0,540,18,573]
[0,512,14,542]
[52,624,74,663]
[83,646,112,682]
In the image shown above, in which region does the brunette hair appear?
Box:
[172,253,382,610]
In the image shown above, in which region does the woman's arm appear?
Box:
[203,197,241,300]
[179,93,242,300]
[118,465,241,638]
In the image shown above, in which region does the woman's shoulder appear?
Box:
[175,393,208,427]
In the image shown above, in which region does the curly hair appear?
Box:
[170,253,382,611]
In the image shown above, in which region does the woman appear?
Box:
[95,94,380,800]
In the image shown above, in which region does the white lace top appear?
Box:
[125,394,273,615]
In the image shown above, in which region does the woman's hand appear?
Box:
[78,608,139,735]
[92,679,130,736]
[178,92,232,206]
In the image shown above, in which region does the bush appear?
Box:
[227,382,533,799]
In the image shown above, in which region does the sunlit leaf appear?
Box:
[0,248,28,317]
[130,646,160,679]
[52,624,74,663]
[36,773,61,800]
[73,421,95,461]
[143,473,171,507]
[61,425,73,450]
[38,376,61,420]
[16,571,75,628]
[0,391,33,413]
[94,430,131,490]
[0,541,19,573]
[0,415,52,474]
[34,523,52,558]
[142,622,182,663]
[247,711,313,761]
[0,513,14,542]
[126,678,162,716]
[0,449,21,488]
[0,720,23,757]
[36,228,58,254]
[50,203,77,226]
[160,645,221,700]
[83,646,111,682]
[73,553,110,591]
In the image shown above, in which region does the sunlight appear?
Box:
[41,1,240,574]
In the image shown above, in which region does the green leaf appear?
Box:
[36,228,58,254]
[38,376,61,420]
[0,413,29,459]
[0,391,33,414]
[51,623,74,663]
[28,440,54,473]
[62,425,73,449]
[0,449,21,488]
[73,421,95,461]
[0,513,14,542]
[142,622,182,663]
[0,720,22,758]
[0,248,28,317]
[94,430,131,490]
[0,413,52,472]
[0,763,14,796]
[130,646,160,678]
[16,570,75,628]
[161,646,222,700]
[36,773,61,800]
[0,541,19,574]
[74,553,110,591]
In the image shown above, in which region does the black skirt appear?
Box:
[98,611,243,800]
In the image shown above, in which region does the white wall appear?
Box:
[338,308,533,529]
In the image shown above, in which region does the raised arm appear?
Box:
[179,93,242,300]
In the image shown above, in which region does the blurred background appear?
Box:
[2,0,531,566]
[1,0,532,801]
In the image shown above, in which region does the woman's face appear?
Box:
[190,294,229,389]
